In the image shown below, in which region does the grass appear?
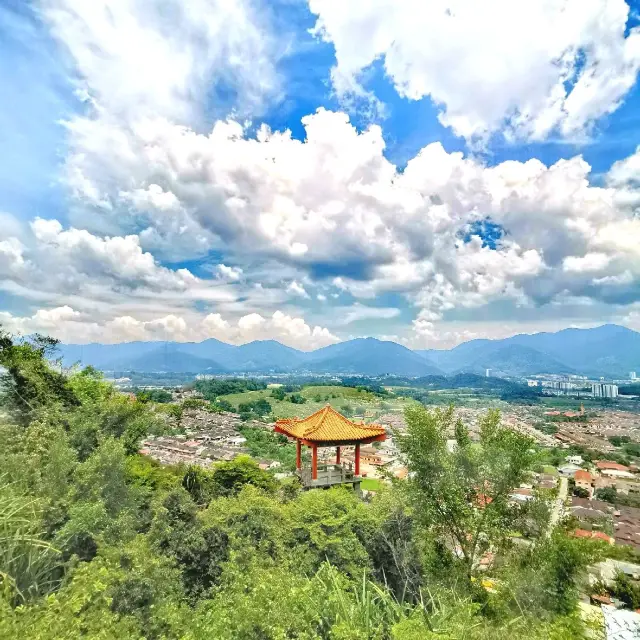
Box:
[360,478,383,491]
[222,385,410,420]
[542,465,559,476]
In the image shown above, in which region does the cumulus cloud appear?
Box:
[33,102,640,343]
[3,0,639,352]
[216,264,243,282]
[308,0,640,142]
[0,306,338,350]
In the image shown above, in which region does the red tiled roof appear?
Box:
[596,460,630,472]
[574,470,593,482]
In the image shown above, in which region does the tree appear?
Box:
[396,405,537,581]
[573,487,590,499]
[612,571,640,609]
[0,330,79,425]
[271,387,286,401]
[595,487,618,503]
[209,456,277,497]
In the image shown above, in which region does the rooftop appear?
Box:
[275,405,386,443]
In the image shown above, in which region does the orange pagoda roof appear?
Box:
[274,405,386,443]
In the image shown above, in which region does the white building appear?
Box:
[631,372,637,381]
[527,380,539,387]
[592,383,619,399]
[485,368,491,378]
[566,455,584,466]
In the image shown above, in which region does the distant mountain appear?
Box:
[119,347,228,374]
[462,344,575,377]
[419,324,640,377]
[505,324,640,376]
[231,340,305,372]
[55,324,640,377]
[303,338,442,376]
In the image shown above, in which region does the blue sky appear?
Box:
[2,0,640,349]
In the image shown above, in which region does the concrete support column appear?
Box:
[336,446,341,464]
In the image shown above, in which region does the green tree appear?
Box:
[209,456,277,497]
[396,405,537,581]
[595,487,617,503]
[271,387,286,401]
[612,571,640,609]
[0,331,79,425]
[573,487,590,499]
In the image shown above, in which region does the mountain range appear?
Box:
[53,324,640,378]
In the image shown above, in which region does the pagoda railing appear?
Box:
[298,462,359,488]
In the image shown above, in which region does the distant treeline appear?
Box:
[194,378,267,400]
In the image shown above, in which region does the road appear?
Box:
[547,476,568,536]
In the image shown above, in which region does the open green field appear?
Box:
[360,478,383,491]
[222,384,413,419]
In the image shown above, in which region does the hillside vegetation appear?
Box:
[0,329,604,639]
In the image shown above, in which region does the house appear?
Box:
[601,468,636,480]
[575,470,594,496]
[359,446,384,466]
[567,455,584,466]
[596,460,632,473]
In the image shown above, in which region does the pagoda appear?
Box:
[275,405,386,490]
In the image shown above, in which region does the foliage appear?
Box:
[0,328,601,639]
[0,480,61,604]
[573,486,590,498]
[271,387,286,400]
[134,388,173,403]
[611,571,640,609]
[396,405,537,580]
[209,456,277,497]
[238,426,298,470]
[194,378,266,401]
[237,398,272,417]
[289,393,307,404]
[0,331,79,425]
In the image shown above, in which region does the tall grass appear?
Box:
[0,478,61,604]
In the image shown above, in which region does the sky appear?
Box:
[2,0,640,351]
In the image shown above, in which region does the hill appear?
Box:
[303,338,442,376]
[420,324,640,377]
[55,324,640,377]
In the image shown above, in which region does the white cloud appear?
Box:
[216,264,243,281]
[41,0,281,122]
[286,280,310,298]
[4,0,640,352]
[337,304,401,325]
[29,106,640,342]
[30,218,198,292]
[0,306,338,350]
[308,0,640,142]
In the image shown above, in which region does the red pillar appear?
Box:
[336,446,341,464]
[355,443,360,476]
[312,444,318,480]
[296,440,302,471]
